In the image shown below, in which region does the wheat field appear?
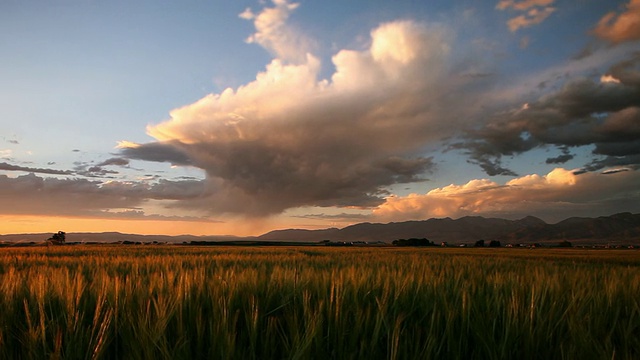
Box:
[0,245,638,359]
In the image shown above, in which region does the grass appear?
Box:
[0,246,638,359]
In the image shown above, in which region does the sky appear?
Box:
[1,0,640,236]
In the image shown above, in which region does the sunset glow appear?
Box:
[1,0,639,236]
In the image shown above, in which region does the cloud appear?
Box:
[545,146,574,164]
[496,0,554,11]
[581,153,640,172]
[118,141,192,166]
[601,74,621,83]
[457,53,640,175]
[506,7,556,32]
[0,162,73,175]
[94,209,218,222]
[545,154,574,164]
[122,15,467,216]
[0,173,140,216]
[0,173,208,218]
[496,0,556,32]
[291,212,370,222]
[239,0,312,63]
[602,167,631,175]
[0,158,129,180]
[593,0,640,44]
[97,157,129,167]
[119,2,638,220]
[67,157,132,178]
[1,136,19,145]
[374,168,640,222]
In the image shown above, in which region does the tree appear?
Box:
[47,231,66,245]
[557,240,572,248]
[392,238,434,247]
[474,239,485,247]
[489,240,501,247]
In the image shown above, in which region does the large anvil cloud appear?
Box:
[121,18,465,216]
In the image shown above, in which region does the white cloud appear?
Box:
[239,0,311,63]
[373,168,640,222]
[126,17,462,216]
[116,140,140,149]
[601,74,621,83]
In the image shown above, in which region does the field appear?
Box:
[0,246,638,359]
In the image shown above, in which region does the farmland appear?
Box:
[0,246,638,359]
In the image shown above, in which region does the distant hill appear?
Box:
[259,213,640,245]
[0,232,253,244]
[2,213,639,246]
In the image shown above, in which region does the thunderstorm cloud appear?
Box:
[114,0,640,220]
[122,5,466,216]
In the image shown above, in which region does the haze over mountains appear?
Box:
[2,213,639,245]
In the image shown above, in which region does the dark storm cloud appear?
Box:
[146,178,209,200]
[376,157,433,183]
[165,141,435,216]
[582,154,640,172]
[122,138,437,216]
[593,140,640,157]
[459,54,640,175]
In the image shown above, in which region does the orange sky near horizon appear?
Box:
[0,215,278,237]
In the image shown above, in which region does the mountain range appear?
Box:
[258,213,640,245]
[2,213,639,245]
